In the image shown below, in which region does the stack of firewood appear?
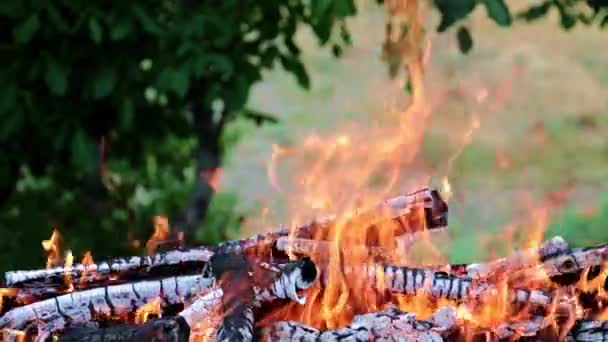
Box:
[1,188,607,341]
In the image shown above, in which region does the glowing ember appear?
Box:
[135,298,162,324]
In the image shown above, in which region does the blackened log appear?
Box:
[263,306,458,341]
[58,316,191,342]
[211,253,255,342]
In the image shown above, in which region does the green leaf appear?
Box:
[331,44,343,57]
[310,0,333,20]
[224,75,250,111]
[555,2,576,30]
[481,0,512,26]
[333,0,357,17]
[110,17,134,41]
[71,130,97,175]
[132,4,161,34]
[47,5,70,32]
[119,98,135,130]
[456,26,473,54]
[88,18,103,44]
[434,0,476,32]
[280,56,310,89]
[45,58,69,96]
[205,54,234,77]
[602,14,608,28]
[241,108,279,126]
[516,1,552,22]
[260,47,279,68]
[92,68,117,99]
[170,69,190,97]
[13,14,40,44]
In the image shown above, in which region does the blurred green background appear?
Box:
[1,0,607,274]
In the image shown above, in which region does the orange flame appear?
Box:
[79,251,94,287]
[64,250,74,292]
[42,229,61,269]
[146,216,170,256]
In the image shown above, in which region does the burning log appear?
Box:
[4,248,214,289]
[211,253,255,341]
[0,274,212,335]
[337,263,553,309]
[275,228,446,262]
[541,242,608,282]
[263,306,458,341]
[253,257,317,305]
[55,258,319,342]
[0,257,317,339]
[466,236,569,279]
[4,188,447,291]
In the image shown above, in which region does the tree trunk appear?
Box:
[174,101,224,243]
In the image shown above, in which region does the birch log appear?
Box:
[4,247,214,288]
[466,236,569,279]
[340,263,553,308]
[0,274,212,334]
[0,257,317,339]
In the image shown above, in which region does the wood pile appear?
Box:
[1,188,607,341]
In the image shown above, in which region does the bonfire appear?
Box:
[2,1,606,342]
[1,188,607,341]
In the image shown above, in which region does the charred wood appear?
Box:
[58,316,191,342]
[569,320,608,341]
[211,253,255,342]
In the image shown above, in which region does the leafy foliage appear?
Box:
[0,0,356,271]
[431,0,607,54]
